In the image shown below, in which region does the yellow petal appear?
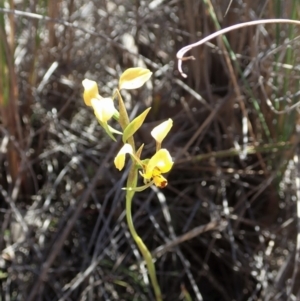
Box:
[91,97,116,123]
[151,119,173,144]
[114,144,133,171]
[144,149,173,178]
[153,175,168,188]
[119,67,152,90]
[82,79,99,106]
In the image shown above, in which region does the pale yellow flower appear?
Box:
[82,79,117,123]
[91,97,116,123]
[82,79,99,106]
[119,68,152,90]
[114,143,133,171]
[151,119,173,144]
[114,145,173,188]
[141,149,173,188]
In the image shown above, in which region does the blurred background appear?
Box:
[0,0,300,300]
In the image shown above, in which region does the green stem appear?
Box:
[125,168,162,301]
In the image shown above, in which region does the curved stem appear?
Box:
[125,166,162,301]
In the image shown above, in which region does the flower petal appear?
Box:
[82,79,99,106]
[151,119,173,144]
[119,68,152,90]
[91,97,116,123]
[153,175,168,188]
[144,149,173,178]
[114,144,133,171]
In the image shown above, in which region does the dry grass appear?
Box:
[0,0,300,300]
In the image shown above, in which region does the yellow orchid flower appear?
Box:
[140,149,173,188]
[114,145,173,189]
[114,143,133,171]
[151,118,173,144]
[82,79,99,106]
[91,97,116,123]
[82,79,117,123]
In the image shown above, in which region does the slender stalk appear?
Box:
[125,166,162,301]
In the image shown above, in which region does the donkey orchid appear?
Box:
[140,149,173,188]
[114,118,173,189]
[114,143,173,188]
[151,118,173,144]
[82,79,116,123]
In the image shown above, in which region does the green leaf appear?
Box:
[119,67,152,90]
[122,107,151,143]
